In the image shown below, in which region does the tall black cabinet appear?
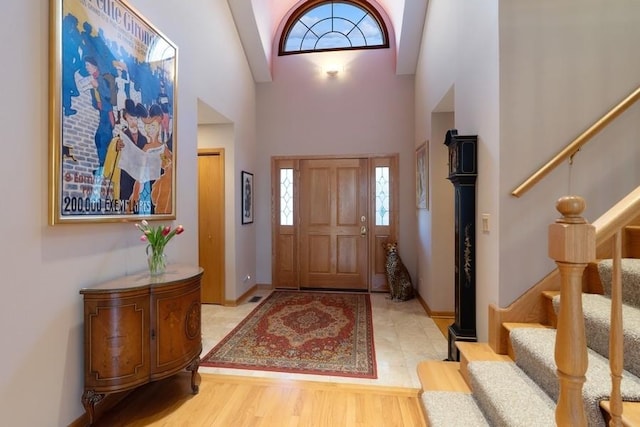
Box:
[444,129,478,361]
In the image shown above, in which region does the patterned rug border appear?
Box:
[200,290,377,379]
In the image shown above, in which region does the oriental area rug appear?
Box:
[201,291,377,379]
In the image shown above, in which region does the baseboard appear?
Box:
[415,292,454,318]
[222,283,275,306]
[256,283,273,291]
[224,284,257,306]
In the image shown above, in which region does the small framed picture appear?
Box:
[241,171,254,224]
[416,141,428,210]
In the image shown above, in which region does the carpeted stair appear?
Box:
[467,361,556,426]
[510,327,640,427]
[551,292,640,380]
[420,391,490,427]
[597,258,640,310]
[421,256,640,425]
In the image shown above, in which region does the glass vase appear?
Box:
[147,249,167,276]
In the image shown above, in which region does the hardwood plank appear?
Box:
[92,372,426,427]
[456,342,512,362]
[417,361,470,392]
[431,316,453,338]
[600,400,640,427]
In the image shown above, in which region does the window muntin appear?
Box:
[280,1,388,55]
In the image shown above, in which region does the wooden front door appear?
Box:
[197,149,225,304]
[299,158,369,290]
[272,155,398,291]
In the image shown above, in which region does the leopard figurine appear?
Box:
[383,242,415,302]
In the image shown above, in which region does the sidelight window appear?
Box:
[375,166,389,226]
[280,168,294,225]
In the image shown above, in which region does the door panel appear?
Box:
[197,151,225,304]
[299,158,368,290]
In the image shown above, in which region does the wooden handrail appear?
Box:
[512,86,640,198]
[592,185,640,244]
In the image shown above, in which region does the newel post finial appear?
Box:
[556,195,587,224]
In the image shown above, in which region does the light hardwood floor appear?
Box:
[431,316,453,339]
[93,373,427,426]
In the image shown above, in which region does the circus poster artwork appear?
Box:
[49,0,177,224]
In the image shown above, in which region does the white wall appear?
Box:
[255,46,416,286]
[415,0,500,339]
[498,0,640,306]
[416,111,455,313]
[417,0,640,342]
[0,1,256,425]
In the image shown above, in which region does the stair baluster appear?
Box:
[609,231,623,426]
[548,196,595,427]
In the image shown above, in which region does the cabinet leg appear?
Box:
[187,356,200,394]
[82,389,104,425]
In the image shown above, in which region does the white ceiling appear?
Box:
[227,0,429,83]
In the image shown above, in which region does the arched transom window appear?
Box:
[279,0,389,55]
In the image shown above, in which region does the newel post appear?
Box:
[549,196,595,427]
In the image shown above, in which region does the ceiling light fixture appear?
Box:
[325,64,341,77]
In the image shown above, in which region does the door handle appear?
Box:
[360,225,367,237]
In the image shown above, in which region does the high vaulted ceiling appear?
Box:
[227,0,429,82]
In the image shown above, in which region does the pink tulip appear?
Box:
[162,226,171,236]
[140,235,147,242]
[176,225,184,235]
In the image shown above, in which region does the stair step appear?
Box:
[416,361,470,392]
[597,258,640,309]
[467,361,556,426]
[503,322,551,359]
[600,400,640,427]
[456,342,511,387]
[510,327,640,427]
[421,391,490,427]
[552,292,640,378]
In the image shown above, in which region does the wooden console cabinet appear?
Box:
[80,264,204,424]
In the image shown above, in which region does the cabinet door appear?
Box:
[84,292,150,392]
[150,277,201,379]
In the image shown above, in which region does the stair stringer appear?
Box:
[488,269,561,355]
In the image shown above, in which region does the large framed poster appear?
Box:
[49,0,177,224]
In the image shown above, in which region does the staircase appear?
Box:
[418,200,640,426]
